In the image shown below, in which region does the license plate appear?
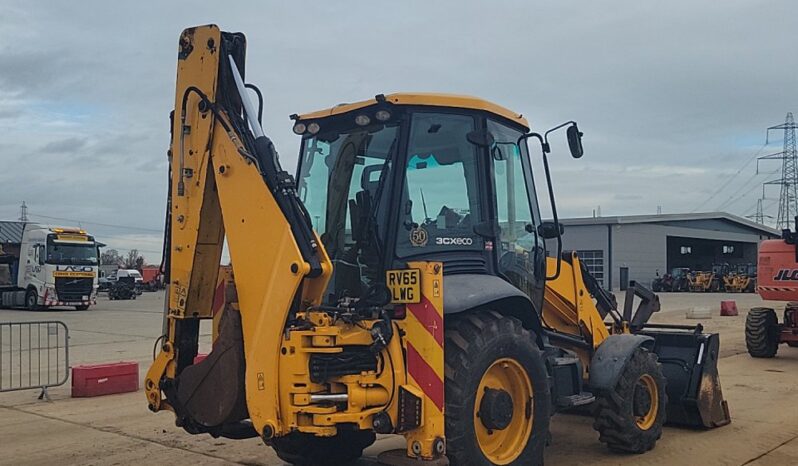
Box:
[386,269,421,304]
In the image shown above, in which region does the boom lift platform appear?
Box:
[146,25,729,466]
[746,219,798,356]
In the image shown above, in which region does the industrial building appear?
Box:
[558,212,780,290]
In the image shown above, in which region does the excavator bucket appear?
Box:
[641,324,731,428]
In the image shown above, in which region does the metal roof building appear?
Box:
[556,212,779,290]
[0,221,25,244]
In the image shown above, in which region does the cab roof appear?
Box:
[293,92,530,130]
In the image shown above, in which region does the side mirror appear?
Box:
[37,246,45,265]
[566,125,584,159]
[537,221,564,239]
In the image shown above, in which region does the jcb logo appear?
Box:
[435,237,473,246]
[773,269,798,281]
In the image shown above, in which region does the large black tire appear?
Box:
[25,289,40,311]
[445,311,550,466]
[271,430,375,465]
[745,307,779,358]
[593,347,666,454]
[651,280,663,292]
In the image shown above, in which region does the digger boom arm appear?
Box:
[145,25,332,438]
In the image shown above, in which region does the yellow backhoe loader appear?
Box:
[146,25,729,466]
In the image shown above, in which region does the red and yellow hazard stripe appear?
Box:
[401,261,445,459]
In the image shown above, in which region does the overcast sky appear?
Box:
[1,1,796,263]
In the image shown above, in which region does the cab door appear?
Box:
[488,119,545,305]
[394,111,492,272]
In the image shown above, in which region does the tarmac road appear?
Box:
[1,291,797,465]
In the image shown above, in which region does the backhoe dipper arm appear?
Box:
[144,25,332,439]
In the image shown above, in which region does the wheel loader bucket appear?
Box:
[640,324,731,428]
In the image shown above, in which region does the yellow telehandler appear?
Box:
[146,25,729,465]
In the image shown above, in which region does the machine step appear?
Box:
[556,392,596,408]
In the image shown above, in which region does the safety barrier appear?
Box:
[0,321,69,400]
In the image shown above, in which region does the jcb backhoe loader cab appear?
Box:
[146,25,728,466]
[293,93,551,338]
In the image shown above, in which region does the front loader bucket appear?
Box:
[640,324,731,428]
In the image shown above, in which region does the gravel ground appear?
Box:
[1,290,797,465]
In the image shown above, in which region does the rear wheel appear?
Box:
[445,311,550,466]
[271,429,375,465]
[593,347,666,453]
[745,308,779,358]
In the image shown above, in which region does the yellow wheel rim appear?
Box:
[474,358,533,465]
[635,374,659,430]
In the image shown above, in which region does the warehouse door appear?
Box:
[576,250,605,288]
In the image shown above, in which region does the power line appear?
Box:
[692,143,768,212]
[28,213,163,233]
[714,169,777,211]
[106,246,163,255]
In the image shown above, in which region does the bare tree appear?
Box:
[123,249,145,270]
[101,249,122,266]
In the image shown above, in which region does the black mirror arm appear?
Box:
[518,132,563,281]
[543,120,577,152]
[541,151,563,280]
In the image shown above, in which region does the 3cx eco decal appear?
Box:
[435,237,474,246]
[410,226,429,247]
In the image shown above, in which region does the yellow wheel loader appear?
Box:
[146,25,730,466]
[688,270,715,292]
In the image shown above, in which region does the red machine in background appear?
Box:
[745,223,798,357]
[139,266,163,291]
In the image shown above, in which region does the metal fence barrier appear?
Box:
[0,321,69,400]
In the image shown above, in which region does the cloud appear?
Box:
[41,137,88,154]
[0,0,796,264]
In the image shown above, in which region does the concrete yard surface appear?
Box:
[2,291,798,465]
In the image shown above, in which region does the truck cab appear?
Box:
[0,223,99,310]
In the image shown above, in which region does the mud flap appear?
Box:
[172,308,249,430]
[640,325,731,428]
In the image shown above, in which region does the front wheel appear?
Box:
[593,347,666,453]
[745,308,779,358]
[445,311,550,466]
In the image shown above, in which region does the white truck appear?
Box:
[0,221,99,310]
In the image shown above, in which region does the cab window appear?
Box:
[397,112,482,257]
